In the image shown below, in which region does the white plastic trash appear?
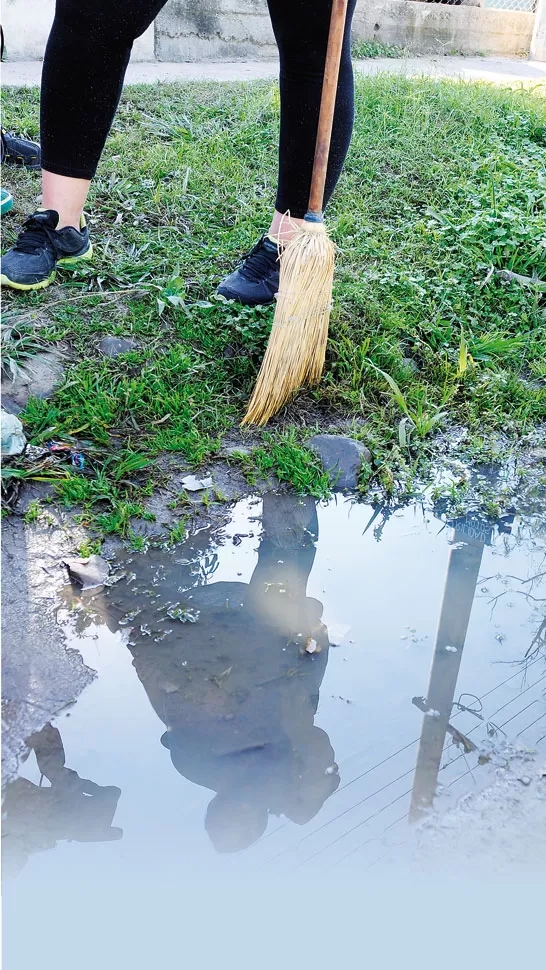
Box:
[1,409,26,456]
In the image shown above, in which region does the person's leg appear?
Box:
[1,0,167,289]
[40,0,168,228]
[267,0,357,240]
[217,0,356,303]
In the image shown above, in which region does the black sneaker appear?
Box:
[217,235,280,306]
[0,209,93,291]
[1,128,41,170]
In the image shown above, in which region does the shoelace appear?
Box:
[240,237,279,283]
[13,216,58,255]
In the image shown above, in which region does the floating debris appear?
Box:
[153,630,173,642]
[119,609,142,626]
[167,605,200,623]
[63,555,109,590]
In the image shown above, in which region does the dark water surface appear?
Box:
[3,494,546,965]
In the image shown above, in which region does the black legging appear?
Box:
[41,0,356,218]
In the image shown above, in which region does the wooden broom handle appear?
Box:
[307,0,350,218]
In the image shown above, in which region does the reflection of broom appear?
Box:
[242,0,349,426]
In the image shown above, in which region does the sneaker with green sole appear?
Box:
[0,209,93,290]
[1,187,14,216]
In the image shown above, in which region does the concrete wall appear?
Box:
[156,0,276,62]
[154,0,537,61]
[353,1,535,56]
[0,0,155,61]
[0,0,537,61]
[530,0,546,58]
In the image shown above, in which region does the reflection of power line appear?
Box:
[298,787,413,867]
[334,738,419,796]
[316,697,546,869]
[338,706,546,870]
[295,673,546,867]
[333,656,546,798]
[515,712,546,738]
[442,710,546,794]
[418,701,545,808]
[441,673,546,763]
[257,657,546,857]
[300,765,417,843]
[310,669,546,841]
[497,700,545,732]
[333,811,409,868]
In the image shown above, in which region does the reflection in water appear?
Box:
[129,494,338,852]
[2,723,122,879]
[410,519,491,820]
[3,497,545,883]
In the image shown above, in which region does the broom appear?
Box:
[242,0,349,427]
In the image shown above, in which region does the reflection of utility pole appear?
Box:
[409,518,491,822]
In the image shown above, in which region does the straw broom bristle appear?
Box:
[241,222,335,426]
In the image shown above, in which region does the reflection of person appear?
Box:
[2,723,122,879]
[0,1,356,296]
[129,494,339,852]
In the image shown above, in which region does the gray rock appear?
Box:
[306,434,372,490]
[403,357,420,374]
[99,336,140,358]
[222,444,253,458]
[0,350,64,409]
[1,396,23,416]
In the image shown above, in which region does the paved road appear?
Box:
[3,55,546,88]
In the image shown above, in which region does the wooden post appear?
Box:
[409,529,485,821]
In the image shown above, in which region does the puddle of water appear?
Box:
[3,494,546,961]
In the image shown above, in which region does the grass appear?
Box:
[1,75,545,535]
[351,39,407,60]
[232,430,333,498]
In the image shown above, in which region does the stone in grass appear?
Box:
[99,336,140,358]
[222,444,253,458]
[306,434,371,490]
[0,350,64,409]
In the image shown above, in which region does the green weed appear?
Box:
[23,500,40,524]
[77,538,103,557]
[1,75,544,533]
